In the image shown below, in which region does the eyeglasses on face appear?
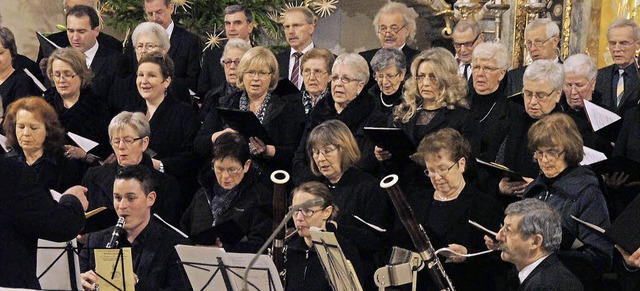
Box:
[525,36,556,49]
[374,72,401,82]
[472,65,500,73]
[533,149,565,161]
[244,71,272,78]
[424,160,459,177]
[212,166,244,175]
[289,207,325,217]
[302,69,328,77]
[311,146,338,157]
[111,137,144,147]
[453,33,481,49]
[52,74,76,82]
[608,40,637,50]
[331,75,360,84]
[221,59,241,66]
[414,74,438,83]
[135,43,159,51]
[522,89,556,100]
[378,24,406,34]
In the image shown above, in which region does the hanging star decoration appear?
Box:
[267,10,283,24]
[171,0,192,12]
[311,0,338,18]
[203,28,226,51]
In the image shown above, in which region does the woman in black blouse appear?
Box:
[368,48,406,115]
[44,48,111,161]
[0,27,39,110]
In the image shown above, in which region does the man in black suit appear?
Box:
[506,18,561,96]
[144,0,201,93]
[452,19,484,88]
[275,6,316,90]
[595,19,640,117]
[197,4,254,96]
[359,2,420,87]
[36,0,122,66]
[488,199,583,291]
[0,155,88,289]
[79,165,191,291]
[64,5,120,99]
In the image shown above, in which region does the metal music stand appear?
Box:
[37,239,82,291]
[310,230,363,291]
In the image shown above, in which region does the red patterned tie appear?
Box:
[290,52,303,88]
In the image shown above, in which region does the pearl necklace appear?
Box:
[434,181,466,201]
[380,92,394,107]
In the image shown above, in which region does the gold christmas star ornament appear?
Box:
[171,0,192,12]
[203,29,227,51]
[311,0,338,18]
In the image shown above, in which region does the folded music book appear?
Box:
[93,247,135,291]
[217,108,273,144]
[580,146,607,166]
[475,158,525,182]
[363,127,416,158]
[190,219,245,246]
[36,31,61,58]
[583,99,621,132]
[572,191,640,253]
[590,156,640,182]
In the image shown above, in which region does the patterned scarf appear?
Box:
[209,183,240,226]
[239,91,272,124]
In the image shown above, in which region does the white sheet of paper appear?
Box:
[0,134,8,152]
[153,213,189,238]
[67,132,98,153]
[50,189,63,202]
[23,68,46,92]
[37,239,83,290]
[583,99,621,131]
[353,215,387,232]
[580,146,607,166]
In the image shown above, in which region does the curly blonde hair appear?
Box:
[393,47,468,124]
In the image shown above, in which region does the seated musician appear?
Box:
[79,165,191,291]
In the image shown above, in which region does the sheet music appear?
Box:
[0,134,8,152]
[153,213,189,238]
[22,68,46,92]
[223,253,281,290]
[67,132,98,153]
[37,239,83,290]
[583,99,621,131]
[94,248,135,291]
[580,146,607,166]
[50,189,63,202]
[353,215,387,232]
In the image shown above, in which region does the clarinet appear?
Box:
[106,217,125,249]
[380,174,455,291]
[270,170,290,275]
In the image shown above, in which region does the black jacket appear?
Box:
[291,89,385,184]
[0,155,85,289]
[82,154,182,232]
[393,184,504,291]
[168,25,202,91]
[5,149,84,193]
[80,219,192,291]
[196,85,306,173]
[180,167,272,253]
[13,54,45,83]
[525,166,613,285]
[613,104,640,162]
[44,87,112,158]
[595,63,640,118]
[516,254,584,291]
[88,44,121,100]
[0,70,40,109]
[197,42,226,96]
[36,30,122,63]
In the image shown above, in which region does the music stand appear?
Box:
[92,247,135,291]
[175,245,283,291]
[310,230,363,291]
[37,239,82,290]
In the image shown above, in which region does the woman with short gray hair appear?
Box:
[0,26,39,110]
[369,48,406,114]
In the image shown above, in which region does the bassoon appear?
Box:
[380,174,455,291]
[270,170,290,274]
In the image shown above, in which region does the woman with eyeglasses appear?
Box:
[300,48,335,116]
[182,131,271,252]
[110,22,189,117]
[81,111,182,233]
[291,53,385,184]
[196,46,306,179]
[305,119,393,290]
[393,127,503,291]
[44,48,111,162]
[199,39,251,121]
[3,97,83,193]
[127,51,200,210]
[368,48,406,115]
[523,113,612,289]
[497,60,564,197]
[285,181,363,291]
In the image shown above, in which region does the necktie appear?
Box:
[290,52,303,88]
[463,64,470,80]
[616,69,625,107]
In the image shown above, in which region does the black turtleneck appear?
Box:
[471,88,501,122]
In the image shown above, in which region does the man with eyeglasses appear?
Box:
[276,7,317,90]
[452,19,484,83]
[360,2,420,87]
[506,18,561,96]
[198,5,254,96]
[595,19,640,116]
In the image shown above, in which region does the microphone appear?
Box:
[241,197,324,290]
[106,217,125,249]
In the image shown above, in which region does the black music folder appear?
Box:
[572,192,640,253]
[217,108,273,144]
[475,158,526,182]
[190,220,245,246]
[37,32,61,58]
[590,156,640,183]
[364,127,416,158]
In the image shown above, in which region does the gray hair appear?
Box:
[505,199,562,253]
[563,53,597,81]
[0,27,17,65]
[333,53,370,83]
[108,111,150,140]
[453,19,482,36]
[472,42,510,70]
[284,6,315,25]
[221,38,251,63]
[370,48,406,73]
[524,60,564,91]
[525,18,559,39]
[224,5,253,23]
[607,18,640,41]
[373,2,418,43]
[132,22,171,52]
